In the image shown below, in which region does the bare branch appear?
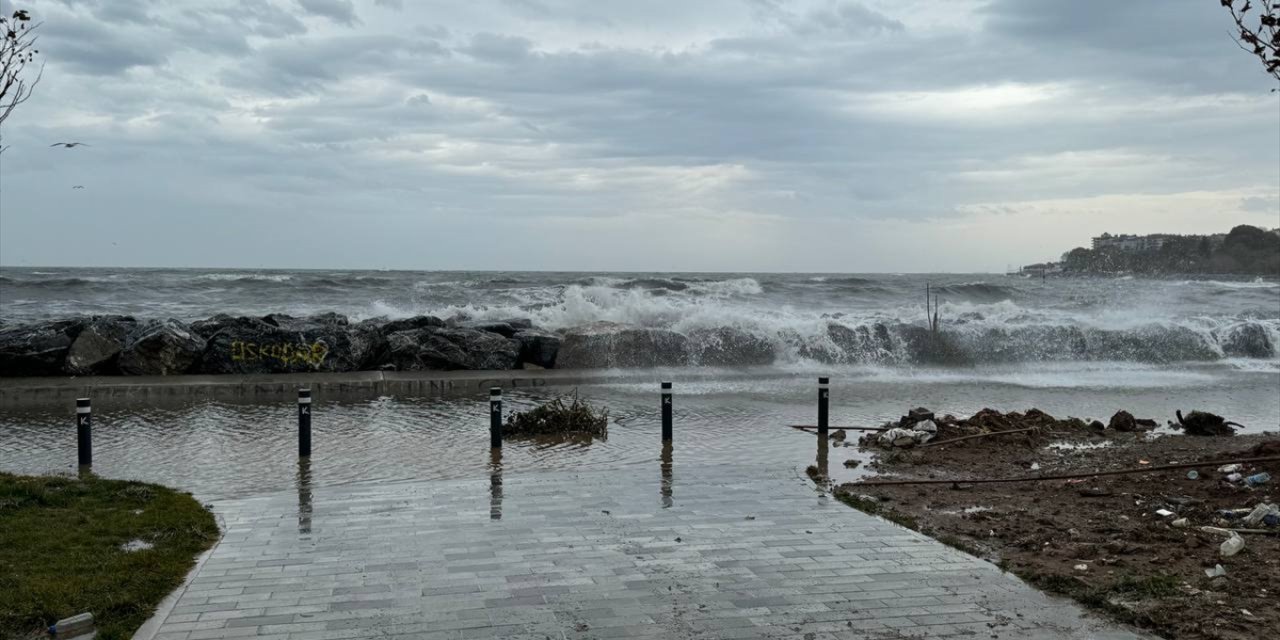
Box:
[1220,0,1280,83]
[0,10,42,125]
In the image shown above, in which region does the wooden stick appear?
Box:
[920,426,1040,448]
[842,456,1280,487]
[791,425,888,432]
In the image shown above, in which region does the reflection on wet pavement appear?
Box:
[660,440,673,509]
[489,447,503,520]
[296,457,312,535]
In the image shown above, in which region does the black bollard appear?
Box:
[490,387,503,449]
[661,382,673,442]
[76,398,92,467]
[818,377,830,437]
[298,389,312,457]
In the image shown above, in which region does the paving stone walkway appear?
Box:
[141,461,1152,640]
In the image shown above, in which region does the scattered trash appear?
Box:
[843,459,861,469]
[1241,503,1278,527]
[1218,463,1243,474]
[1155,508,1175,517]
[48,613,94,638]
[1241,609,1253,617]
[1205,564,1227,578]
[1244,472,1271,487]
[878,426,935,448]
[1138,460,1150,465]
[120,539,154,553]
[1073,563,1088,572]
[1226,473,1244,483]
[1172,518,1189,528]
[744,515,756,520]
[1186,470,1199,480]
[1220,533,1245,557]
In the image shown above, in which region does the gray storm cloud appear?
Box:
[0,0,1275,271]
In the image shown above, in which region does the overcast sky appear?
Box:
[0,0,1276,272]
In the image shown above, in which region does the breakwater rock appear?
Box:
[0,313,1276,377]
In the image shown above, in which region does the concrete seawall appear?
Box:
[0,370,615,410]
[0,367,779,410]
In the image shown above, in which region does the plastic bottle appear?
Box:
[48,612,94,637]
[1220,533,1245,557]
[1245,472,1271,487]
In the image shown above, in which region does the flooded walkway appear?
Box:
[140,462,1150,640]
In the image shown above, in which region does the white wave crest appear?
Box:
[195,273,293,283]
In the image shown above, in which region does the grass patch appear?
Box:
[0,472,219,640]
[1014,568,1179,633]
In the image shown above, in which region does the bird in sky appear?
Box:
[50,142,90,148]
[72,185,85,189]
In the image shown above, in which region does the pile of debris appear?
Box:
[503,392,609,438]
[858,406,1165,450]
[866,407,939,448]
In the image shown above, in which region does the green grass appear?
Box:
[0,472,219,640]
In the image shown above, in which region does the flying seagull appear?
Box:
[50,142,90,148]
[72,185,85,189]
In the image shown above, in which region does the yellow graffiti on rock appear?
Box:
[230,340,330,368]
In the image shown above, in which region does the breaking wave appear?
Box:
[421,284,1280,366]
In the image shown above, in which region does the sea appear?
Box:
[1,267,1278,498]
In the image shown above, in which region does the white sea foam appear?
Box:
[195,273,293,283]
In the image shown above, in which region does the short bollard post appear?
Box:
[661,382,673,441]
[818,377,830,437]
[76,398,92,467]
[490,387,503,449]
[298,389,312,457]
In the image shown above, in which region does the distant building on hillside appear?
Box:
[1092,233,1167,252]
[1091,232,1218,252]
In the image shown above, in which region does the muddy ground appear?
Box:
[828,409,1279,640]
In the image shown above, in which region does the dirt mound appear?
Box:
[835,405,1279,640]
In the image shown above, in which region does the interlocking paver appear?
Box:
[141,465,1154,639]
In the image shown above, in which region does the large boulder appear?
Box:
[459,318,535,338]
[375,315,446,335]
[190,314,240,339]
[119,319,206,375]
[65,316,137,375]
[0,320,84,376]
[557,322,689,368]
[384,327,519,371]
[1219,322,1274,358]
[265,312,349,328]
[196,315,376,374]
[513,329,561,369]
[688,327,774,366]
